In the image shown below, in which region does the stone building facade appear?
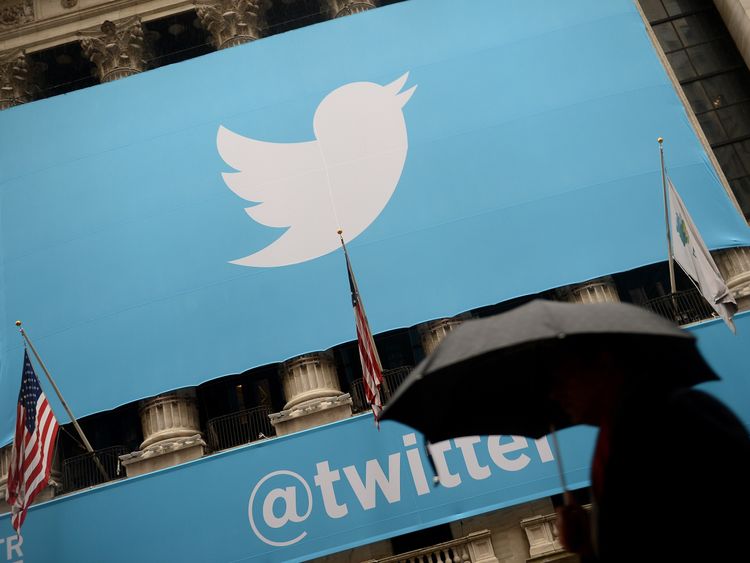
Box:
[1,1,750,561]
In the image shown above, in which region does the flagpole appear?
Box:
[659,137,678,295]
[15,321,109,480]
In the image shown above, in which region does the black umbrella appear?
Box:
[381,299,718,443]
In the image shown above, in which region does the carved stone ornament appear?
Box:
[194,0,268,50]
[0,0,34,28]
[0,50,39,111]
[326,0,377,19]
[61,0,78,9]
[79,17,150,83]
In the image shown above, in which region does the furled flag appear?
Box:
[668,178,737,332]
[6,351,60,532]
[341,237,384,424]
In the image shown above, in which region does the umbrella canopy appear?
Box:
[381,300,718,442]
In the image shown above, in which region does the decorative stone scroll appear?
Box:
[0,50,38,110]
[325,0,377,19]
[0,0,34,29]
[194,0,267,50]
[79,17,149,83]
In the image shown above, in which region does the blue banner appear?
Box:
[2,0,749,444]
[1,314,749,563]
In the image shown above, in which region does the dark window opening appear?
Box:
[29,42,98,99]
[640,0,750,220]
[144,10,215,69]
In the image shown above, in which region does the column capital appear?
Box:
[194,0,268,50]
[279,351,343,409]
[559,275,621,304]
[0,50,40,110]
[79,17,150,83]
[713,246,750,310]
[326,0,377,19]
[121,389,205,477]
[419,315,466,355]
[138,388,203,449]
[271,351,351,435]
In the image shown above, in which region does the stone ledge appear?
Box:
[270,393,353,422]
[270,394,353,435]
[119,434,206,477]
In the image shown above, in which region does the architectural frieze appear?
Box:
[0,0,34,29]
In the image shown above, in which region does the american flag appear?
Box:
[6,350,60,532]
[341,239,384,423]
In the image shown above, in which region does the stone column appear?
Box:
[119,389,206,477]
[419,316,465,355]
[326,0,377,18]
[560,276,620,304]
[0,444,12,514]
[0,443,59,511]
[270,351,352,436]
[79,18,149,83]
[0,50,38,110]
[195,0,267,50]
[714,246,750,310]
[714,1,750,72]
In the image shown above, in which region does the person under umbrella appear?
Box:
[547,338,750,562]
[381,300,750,562]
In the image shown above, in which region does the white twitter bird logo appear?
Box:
[217,72,416,267]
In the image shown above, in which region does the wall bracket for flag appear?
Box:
[16,321,109,481]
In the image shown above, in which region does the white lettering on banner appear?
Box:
[314,461,348,519]
[0,535,22,561]
[263,487,306,529]
[248,434,555,547]
[427,441,462,488]
[535,437,555,463]
[343,454,402,510]
[454,437,492,480]
[248,470,313,547]
[487,436,531,471]
[403,433,430,495]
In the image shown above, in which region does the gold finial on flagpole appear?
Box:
[15,320,21,327]
[658,137,663,144]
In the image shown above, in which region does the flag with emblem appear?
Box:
[668,178,737,332]
[6,350,60,532]
[340,236,384,425]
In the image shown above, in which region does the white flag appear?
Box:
[667,179,737,332]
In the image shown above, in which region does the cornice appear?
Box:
[0,0,194,53]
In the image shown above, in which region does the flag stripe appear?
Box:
[6,350,60,533]
[342,242,384,422]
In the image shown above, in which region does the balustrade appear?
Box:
[366,530,499,563]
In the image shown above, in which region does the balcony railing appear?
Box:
[351,366,412,414]
[206,405,275,452]
[642,287,716,325]
[366,530,498,563]
[62,445,128,493]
